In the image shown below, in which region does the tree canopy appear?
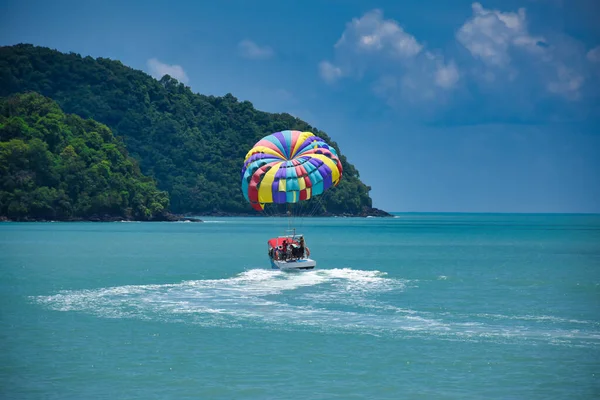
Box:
[0,92,169,220]
[0,44,377,216]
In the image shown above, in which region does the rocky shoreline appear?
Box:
[180,206,393,218]
[0,207,393,222]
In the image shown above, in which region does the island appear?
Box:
[0,44,391,221]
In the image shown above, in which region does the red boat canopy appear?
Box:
[268,237,300,248]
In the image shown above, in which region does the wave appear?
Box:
[32,268,600,347]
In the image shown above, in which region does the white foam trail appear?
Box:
[471,313,600,326]
[32,268,600,347]
[32,268,414,330]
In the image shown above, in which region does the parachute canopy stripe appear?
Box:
[241,130,343,211]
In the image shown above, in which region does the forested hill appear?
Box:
[0,92,169,221]
[0,43,384,216]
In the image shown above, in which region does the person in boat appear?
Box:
[282,240,288,261]
[291,244,299,259]
[275,245,282,260]
[299,237,305,258]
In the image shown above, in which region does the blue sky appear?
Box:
[2,0,599,212]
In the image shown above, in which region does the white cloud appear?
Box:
[334,9,422,59]
[147,58,189,84]
[369,53,461,109]
[456,3,592,101]
[319,8,448,98]
[238,39,274,60]
[456,2,545,67]
[546,65,585,100]
[587,46,600,63]
[319,61,343,83]
[435,60,460,89]
[321,3,598,118]
[535,35,593,101]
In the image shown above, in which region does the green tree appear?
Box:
[0,92,169,220]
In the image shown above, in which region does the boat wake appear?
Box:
[32,268,600,347]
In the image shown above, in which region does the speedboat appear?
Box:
[267,233,316,271]
[241,130,343,272]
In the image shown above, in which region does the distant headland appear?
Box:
[0,44,391,221]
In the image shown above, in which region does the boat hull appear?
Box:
[270,258,316,271]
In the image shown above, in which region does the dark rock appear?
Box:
[177,217,203,222]
[360,206,393,217]
[149,212,203,222]
[1,207,392,221]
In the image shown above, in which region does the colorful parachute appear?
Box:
[241,130,343,211]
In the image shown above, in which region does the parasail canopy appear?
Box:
[241,130,343,211]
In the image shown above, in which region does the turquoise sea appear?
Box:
[1,214,599,399]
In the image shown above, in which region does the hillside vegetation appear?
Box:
[0,92,169,220]
[0,44,382,216]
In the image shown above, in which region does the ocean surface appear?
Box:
[1,214,599,399]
